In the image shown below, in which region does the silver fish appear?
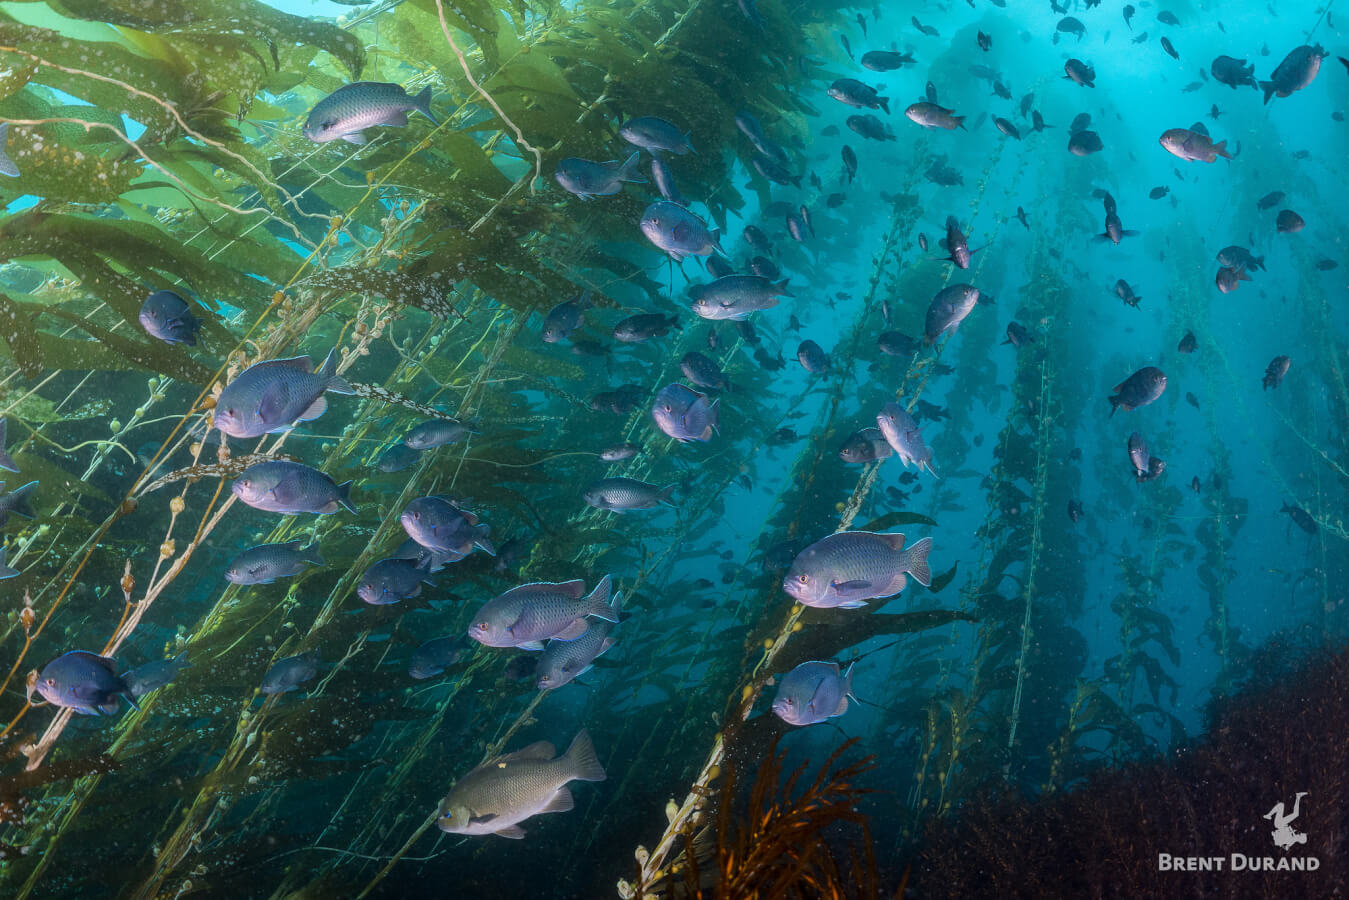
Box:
[403,418,478,450]
[772,660,855,725]
[582,477,676,512]
[303,82,438,145]
[357,557,435,605]
[651,383,718,443]
[877,401,936,475]
[231,461,356,515]
[400,496,495,558]
[783,530,933,608]
[554,152,646,199]
[468,575,616,650]
[225,540,324,585]
[536,591,623,689]
[214,348,354,439]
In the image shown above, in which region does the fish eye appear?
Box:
[320,118,337,132]
[663,404,672,412]
[412,511,421,520]
[476,622,488,630]
[797,574,809,583]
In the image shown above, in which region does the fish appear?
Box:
[0,480,38,527]
[1160,37,1179,61]
[231,460,356,515]
[122,652,191,700]
[782,530,933,609]
[303,82,438,144]
[827,78,890,113]
[796,340,830,374]
[468,575,616,650]
[733,110,787,163]
[689,275,791,321]
[1182,81,1203,93]
[640,201,723,261]
[35,651,139,715]
[1316,258,1338,271]
[1064,59,1096,87]
[1068,130,1104,156]
[977,31,992,52]
[260,651,321,694]
[1186,392,1200,410]
[613,313,680,342]
[1069,113,1092,134]
[437,729,606,839]
[939,216,977,268]
[991,81,1012,100]
[994,117,1021,140]
[541,291,591,343]
[1094,193,1137,243]
[1177,331,1197,353]
[860,50,914,72]
[1191,476,1201,494]
[1108,367,1167,415]
[841,145,858,182]
[1215,265,1251,293]
[139,290,202,346]
[1257,190,1285,210]
[590,385,646,415]
[619,116,695,154]
[404,418,478,449]
[825,192,846,209]
[838,427,893,464]
[772,660,856,726]
[225,540,324,585]
[911,16,939,37]
[1002,322,1034,347]
[1281,503,1318,535]
[357,557,435,605]
[583,477,676,512]
[1129,433,1167,483]
[846,114,896,141]
[408,637,463,679]
[401,496,495,558]
[1157,10,1180,25]
[1015,207,1030,229]
[652,383,718,443]
[1262,355,1291,389]
[1276,209,1305,233]
[1149,186,1170,199]
[877,401,936,475]
[377,443,423,473]
[0,546,16,580]
[1159,128,1232,162]
[554,153,646,199]
[904,103,965,130]
[1123,4,1135,28]
[1261,45,1326,104]
[706,256,735,279]
[0,418,18,473]
[877,331,918,357]
[1031,110,1051,132]
[838,33,853,59]
[924,284,981,343]
[1056,17,1086,42]
[1210,104,1223,120]
[678,352,731,392]
[492,537,531,576]
[750,154,801,188]
[1211,55,1259,89]
[536,590,624,689]
[214,347,355,439]
[1114,279,1143,308]
[1067,500,1084,523]
[749,256,780,279]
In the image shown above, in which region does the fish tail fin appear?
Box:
[1213,140,1233,160]
[336,480,357,514]
[775,278,795,297]
[5,480,38,518]
[120,682,142,712]
[905,536,933,587]
[1260,81,1277,104]
[658,483,678,507]
[877,96,890,114]
[0,447,15,474]
[0,123,17,178]
[954,116,967,130]
[173,650,191,668]
[564,729,607,782]
[617,150,646,184]
[684,133,697,154]
[585,574,618,621]
[302,543,325,567]
[414,86,440,126]
[0,546,16,580]
[319,346,356,395]
[1108,396,1121,417]
[474,523,496,556]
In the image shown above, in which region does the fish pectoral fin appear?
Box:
[835,599,870,609]
[467,813,498,826]
[341,132,369,145]
[539,787,575,815]
[381,110,409,127]
[296,396,327,424]
[517,641,546,651]
[492,824,527,839]
[831,579,872,592]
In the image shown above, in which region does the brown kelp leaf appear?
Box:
[0,292,44,377]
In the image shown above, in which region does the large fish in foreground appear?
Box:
[214,348,354,439]
[554,153,646,199]
[438,730,607,839]
[231,461,356,515]
[924,284,980,342]
[1159,128,1233,162]
[536,590,624,689]
[582,477,676,512]
[34,651,139,716]
[400,496,495,559]
[640,201,723,261]
[688,275,791,321]
[469,575,616,650]
[303,82,438,144]
[783,530,932,609]
[1261,44,1325,103]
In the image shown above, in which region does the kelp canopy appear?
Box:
[0,0,1345,898]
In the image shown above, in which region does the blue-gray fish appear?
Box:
[0,122,17,177]
[260,651,321,694]
[600,442,642,462]
[582,477,676,512]
[733,110,788,162]
[231,460,356,515]
[797,339,830,374]
[924,284,980,343]
[541,290,591,343]
[403,418,478,450]
[391,536,457,573]
[838,427,892,464]
[613,313,680,343]
[827,78,890,113]
[877,401,936,475]
[1108,366,1167,415]
[225,540,324,585]
[214,348,354,439]
[468,575,616,649]
[377,442,423,473]
[537,591,623,690]
[1160,128,1232,162]
[0,546,17,580]
[640,201,722,261]
[35,651,138,716]
[904,103,965,130]
[652,383,718,443]
[619,116,695,154]
[783,530,933,609]
[0,479,38,527]
[139,290,202,346]
[0,418,17,473]
[122,651,190,700]
[1261,44,1325,104]
[688,275,791,321]
[303,82,438,144]
[400,496,495,558]
[437,730,606,839]
[649,157,684,205]
[772,660,856,725]
[554,152,646,199]
[357,557,435,605]
[1063,59,1095,87]
[409,637,463,679]
[680,352,732,391]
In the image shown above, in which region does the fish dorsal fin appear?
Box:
[496,740,556,765]
[877,532,906,551]
[557,579,587,599]
[255,355,314,374]
[1111,381,1125,393]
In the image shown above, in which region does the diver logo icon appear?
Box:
[1263,792,1308,851]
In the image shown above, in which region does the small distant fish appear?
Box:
[1149,186,1170,199]
[652,383,718,443]
[1186,392,1200,410]
[139,290,202,346]
[1215,265,1251,294]
[904,103,965,130]
[122,652,191,700]
[1015,207,1030,229]
[357,557,435,605]
[1056,17,1086,43]
[304,82,438,144]
[1190,475,1201,494]
[1123,5,1135,29]
[796,339,830,374]
[409,637,463,679]
[1262,355,1291,389]
[1177,331,1198,353]
[260,651,321,694]
[783,530,932,609]
[860,50,914,72]
[1160,37,1180,61]
[613,312,680,342]
[554,153,646,200]
[911,16,939,37]
[977,31,992,52]
[1160,128,1232,162]
[841,145,858,182]
[1108,367,1167,415]
[1316,258,1338,271]
[1157,10,1180,25]
[1128,432,1167,483]
[619,116,695,155]
[994,117,1021,140]
[1067,500,1084,523]
[750,256,780,279]
[226,540,324,585]
[827,78,890,114]
[1181,81,1203,93]
[583,477,676,512]
[838,33,853,60]
[826,192,846,209]
[541,291,592,343]
[877,401,936,475]
[838,427,893,464]
[772,660,856,726]
[877,331,918,357]
[404,418,478,449]
[847,114,896,141]
[1281,503,1318,535]
[1002,322,1034,347]
[1212,55,1259,89]
[377,442,422,473]
[1210,105,1224,120]
[1257,190,1285,210]
[1276,209,1305,233]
